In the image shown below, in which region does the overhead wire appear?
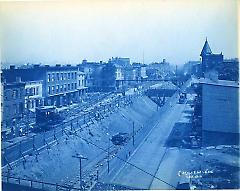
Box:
[71,131,176,189]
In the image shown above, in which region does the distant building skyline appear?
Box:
[0,0,238,66]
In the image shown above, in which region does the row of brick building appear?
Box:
[79,57,148,91]
[1,64,87,127]
[1,58,148,127]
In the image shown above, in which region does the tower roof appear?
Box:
[200,38,212,56]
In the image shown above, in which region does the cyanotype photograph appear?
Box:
[0,0,239,190]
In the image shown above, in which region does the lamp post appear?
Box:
[72,154,88,190]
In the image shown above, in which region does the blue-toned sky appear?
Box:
[0,0,238,65]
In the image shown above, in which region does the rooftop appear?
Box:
[150,81,178,90]
[200,38,212,56]
[199,78,239,88]
[3,82,26,89]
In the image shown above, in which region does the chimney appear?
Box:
[10,65,15,69]
[34,64,40,68]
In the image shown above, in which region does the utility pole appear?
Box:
[107,138,110,173]
[32,135,36,150]
[71,120,73,131]
[26,94,31,136]
[96,168,99,182]
[132,121,135,146]
[106,132,111,174]
[72,154,88,190]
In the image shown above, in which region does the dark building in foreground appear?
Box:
[199,79,239,146]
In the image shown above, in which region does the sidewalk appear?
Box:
[2,133,36,149]
[150,103,194,189]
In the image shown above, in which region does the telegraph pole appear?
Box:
[72,154,88,190]
[132,121,135,146]
[107,138,110,173]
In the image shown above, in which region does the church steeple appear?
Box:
[200,38,212,56]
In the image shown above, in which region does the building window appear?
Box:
[56,73,60,81]
[68,84,70,90]
[19,103,24,113]
[75,83,77,89]
[25,89,29,96]
[13,104,17,114]
[71,72,74,79]
[28,88,32,96]
[48,86,51,94]
[60,85,63,92]
[31,100,34,108]
[64,84,67,91]
[64,73,67,80]
[68,73,70,80]
[52,73,55,81]
[52,86,54,94]
[61,73,64,80]
[13,90,18,99]
[56,85,59,93]
[48,74,51,82]
[71,83,74,89]
[36,87,39,95]
[75,72,77,79]
[79,80,81,86]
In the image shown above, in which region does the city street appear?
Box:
[1,2,239,190]
[104,95,191,189]
[2,80,193,190]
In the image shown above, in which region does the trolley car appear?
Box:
[35,106,64,132]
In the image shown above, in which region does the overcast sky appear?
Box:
[0,0,238,65]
